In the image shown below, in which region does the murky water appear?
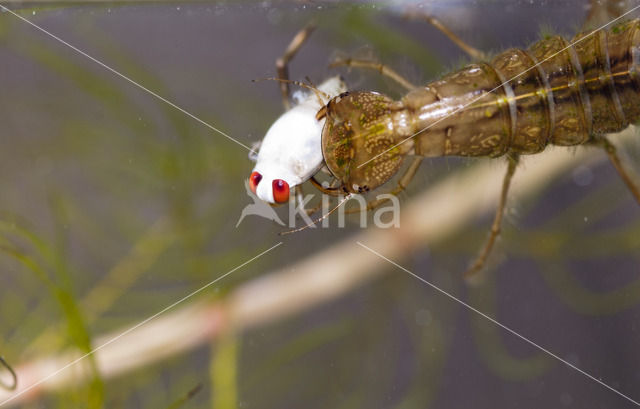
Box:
[0,1,639,408]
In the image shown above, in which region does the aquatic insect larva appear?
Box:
[320,17,640,275]
[250,15,640,275]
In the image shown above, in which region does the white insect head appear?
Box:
[249,76,347,204]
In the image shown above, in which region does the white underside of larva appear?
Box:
[252,76,347,203]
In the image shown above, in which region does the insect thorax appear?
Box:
[322,91,413,194]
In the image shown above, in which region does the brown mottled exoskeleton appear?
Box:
[318,17,640,276]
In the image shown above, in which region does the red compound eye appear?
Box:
[249,171,262,194]
[272,179,290,203]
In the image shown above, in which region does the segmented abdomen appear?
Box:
[409,19,640,158]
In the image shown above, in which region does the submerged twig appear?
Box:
[0,127,635,407]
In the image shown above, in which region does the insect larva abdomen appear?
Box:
[409,19,640,159]
[321,19,640,194]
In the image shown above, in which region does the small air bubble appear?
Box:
[584,217,588,222]
[32,10,36,15]
[176,6,181,11]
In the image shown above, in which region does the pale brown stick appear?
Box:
[2,133,631,407]
[464,154,520,278]
[276,23,316,110]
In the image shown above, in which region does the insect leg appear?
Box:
[329,58,416,91]
[309,175,344,196]
[594,136,640,205]
[299,176,343,217]
[404,11,487,61]
[464,154,520,278]
[276,23,316,110]
[330,12,488,90]
[583,0,627,29]
[344,157,423,214]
